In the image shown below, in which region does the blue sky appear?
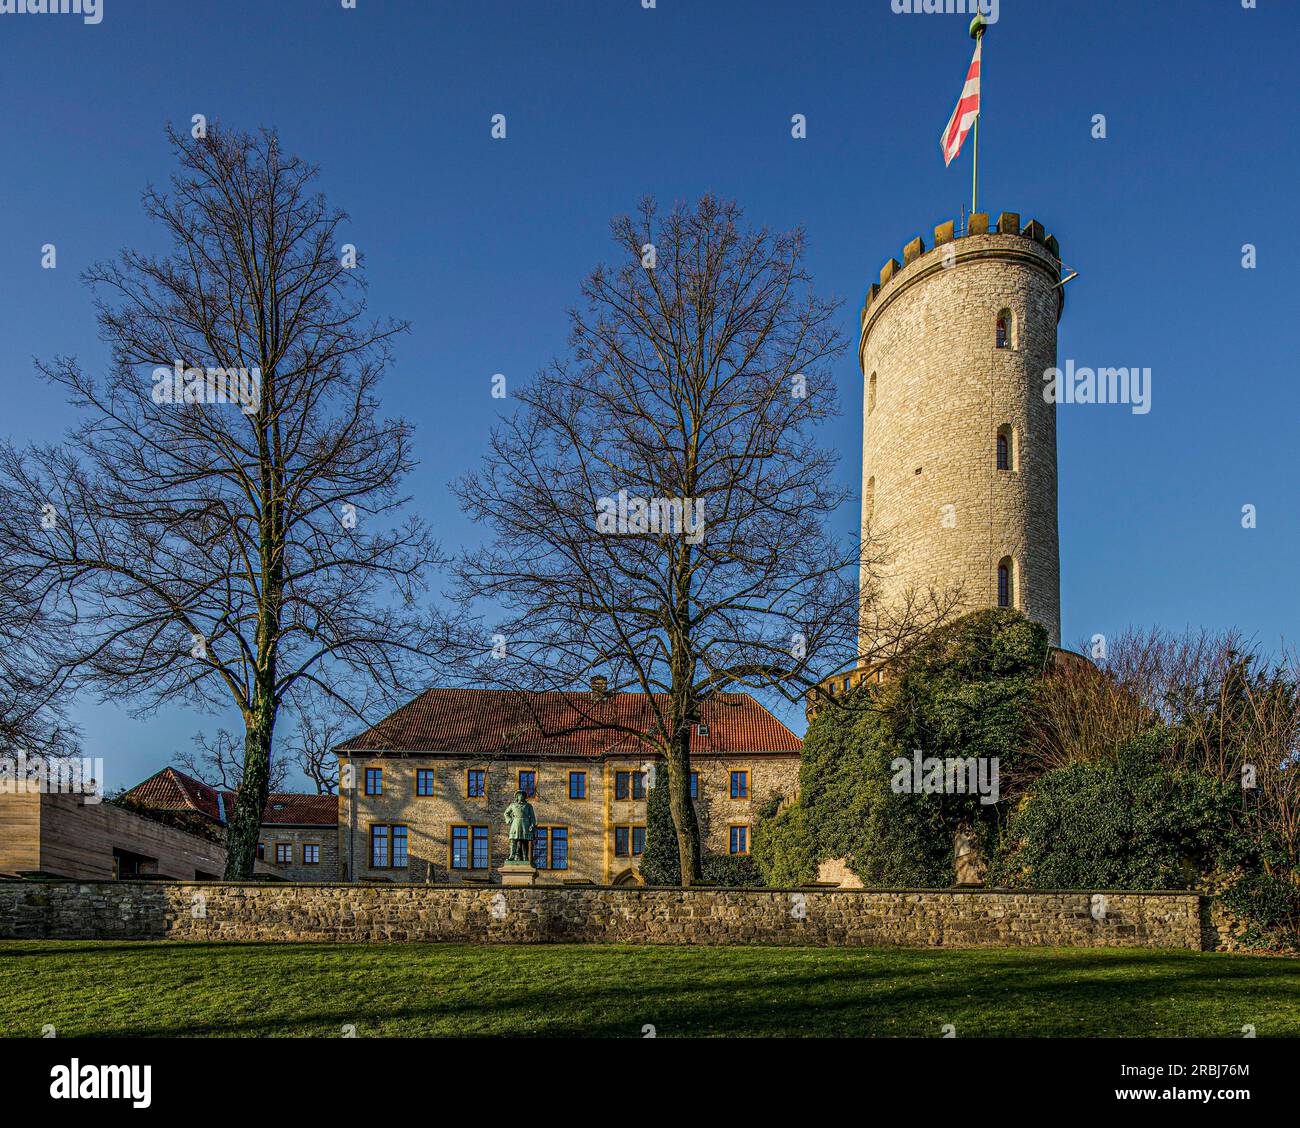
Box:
[1,0,1296,790]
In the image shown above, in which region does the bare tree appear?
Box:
[1030,628,1300,867]
[0,571,79,761]
[0,125,455,876]
[455,196,950,885]
[283,701,349,795]
[175,728,289,794]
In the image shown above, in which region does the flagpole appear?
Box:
[970,13,987,217]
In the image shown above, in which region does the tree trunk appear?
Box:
[667,724,701,886]
[224,378,283,881]
[223,700,274,879]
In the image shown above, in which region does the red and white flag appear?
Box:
[940,36,981,166]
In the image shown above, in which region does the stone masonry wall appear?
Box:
[258,826,339,883]
[860,216,1063,646]
[0,882,1205,949]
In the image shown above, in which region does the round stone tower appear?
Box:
[859,211,1064,648]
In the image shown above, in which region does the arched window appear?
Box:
[868,372,877,415]
[865,476,875,520]
[997,556,1016,609]
[996,424,1014,471]
[995,309,1014,350]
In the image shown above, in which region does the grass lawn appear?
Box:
[2,941,1297,1038]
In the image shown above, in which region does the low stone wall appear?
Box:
[0,882,1206,949]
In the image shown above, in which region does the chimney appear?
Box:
[590,675,609,700]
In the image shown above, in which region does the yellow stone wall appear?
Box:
[335,752,800,884]
[258,825,338,882]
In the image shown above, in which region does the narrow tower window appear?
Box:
[996,425,1012,471]
[997,556,1016,609]
[995,309,1014,350]
[868,372,877,415]
[865,476,875,520]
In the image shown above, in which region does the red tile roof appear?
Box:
[121,767,337,826]
[333,688,802,759]
[259,793,338,826]
[121,767,224,822]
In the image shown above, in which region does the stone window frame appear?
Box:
[414,768,436,798]
[730,770,750,800]
[995,308,1017,350]
[274,841,292,865]
[449,823,490,870]
[728,824,750,855]
[302,843,321,865]
[615,769,647,801]
[517,769,537,798]
[568,770,587,800]
[996,424,1019,473]
[997,555,1019,609]
[465,768,487,799]
[613,824,646,857]
[364,766,383,796]
[533,825,570,871]
[369,824,408,869]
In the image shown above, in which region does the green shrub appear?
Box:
[987,729,1244,889]
[751,802,817,886]
[643,775,773,887]
[640,776,686,886]
[700,854,762,886]
[753,609,1049,888]
[1216,871,1300,952]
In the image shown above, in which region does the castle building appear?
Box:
[332,687,801,885]
[1,689,799,886]
[860,211,1065,648]
[808,211,1069,717]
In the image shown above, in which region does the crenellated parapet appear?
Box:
[861,211,1063,329]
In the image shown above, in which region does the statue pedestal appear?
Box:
[500,862,537,886]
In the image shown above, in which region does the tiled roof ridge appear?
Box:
[123,766,337,826]
[333,686,802,758]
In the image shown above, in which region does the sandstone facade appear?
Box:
[335,752,800,886]
[259,825,338,883]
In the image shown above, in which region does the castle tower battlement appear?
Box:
[859,210,1064,648]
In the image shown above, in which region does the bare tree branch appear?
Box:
[454,195,951,884]
[0,124,459,874]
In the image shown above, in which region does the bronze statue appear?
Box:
[504,788,536,864]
